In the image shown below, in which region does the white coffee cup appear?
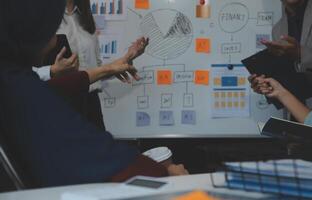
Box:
[143,147,173,167]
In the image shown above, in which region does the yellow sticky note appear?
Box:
[215,102,220,108]
[214,78,221,86]
[174,190,218,200]
[196,38,211,53]
[234,92,239,98]
[227,92,233,98]
[240,92,246,98]
[238,77,246,85]
[234,101,239,108]
[221,102,226,108]
[221,92,226,98]
[135,0,150,9]
[214,92,220,98]
[195,70,209,85]
[228,101,233,108]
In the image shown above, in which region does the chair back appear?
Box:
[0,135,25,190]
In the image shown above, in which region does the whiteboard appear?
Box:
[95,0,284,138]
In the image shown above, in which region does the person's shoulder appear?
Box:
[0,64,43,90]
[306,0,312,11]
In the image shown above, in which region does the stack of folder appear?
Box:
[225,160,312,198]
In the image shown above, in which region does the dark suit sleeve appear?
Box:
[0,69,166,187]
[47,71,90,98]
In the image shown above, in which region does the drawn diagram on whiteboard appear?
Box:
[218,2,249,33]
[99,0,283,138]
[140,9,193,60]
[218,2,274,57]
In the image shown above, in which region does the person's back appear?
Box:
[0,0,170,188]
[0,64,140,187]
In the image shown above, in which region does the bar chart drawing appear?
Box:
[98,33,123,61]
[100,40,117,55]
[91,0,126,21]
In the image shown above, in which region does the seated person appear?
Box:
[251,77,312,159]
[0,0,188,188]
[33,0,149,130]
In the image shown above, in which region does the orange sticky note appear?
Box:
[213,78,221,86]
[157,70,172,85]
[195,70,209,85]
[238,77,246,85]
[135,0,150,9]
[196,38,211,53]
[174,190,218,200]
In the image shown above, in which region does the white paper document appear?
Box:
[62,184,158,200]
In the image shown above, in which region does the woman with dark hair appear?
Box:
[36,0,142,81]
[0,0,187,188]
[34,0,148,129]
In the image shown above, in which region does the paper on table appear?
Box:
[61,184,158,200]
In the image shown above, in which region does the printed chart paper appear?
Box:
[90,0,127,21]
[211,64,250,118]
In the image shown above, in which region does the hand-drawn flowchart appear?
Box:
[97,0,283,137]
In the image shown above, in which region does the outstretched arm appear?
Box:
[86,58,139,84]
[86,37,149,84]
[259,78,310,123]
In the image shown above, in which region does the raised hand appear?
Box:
[108,57,140,83]
[51,47,79,77]
[261,35,300,60]
[125,37,149,63]
[248,74,267,94]
[167,164,189,176]
[259,78,288,99]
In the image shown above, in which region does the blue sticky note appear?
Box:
[182,110,196,125]
[159,111,174,126]
[136,112,151,127]
[222,76,238,87]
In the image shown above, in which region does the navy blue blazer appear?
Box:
[0,63,139,187]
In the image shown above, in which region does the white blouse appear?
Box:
[34,7,103,91]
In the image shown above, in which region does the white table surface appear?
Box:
[0,173,272,200]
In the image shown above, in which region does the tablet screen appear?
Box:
[126,178,167,189]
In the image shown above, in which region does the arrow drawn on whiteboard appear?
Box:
[127,7,143,19]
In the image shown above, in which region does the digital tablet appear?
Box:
[242,49,311,109]
[124,176,167,189]
[241,49,295,77]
